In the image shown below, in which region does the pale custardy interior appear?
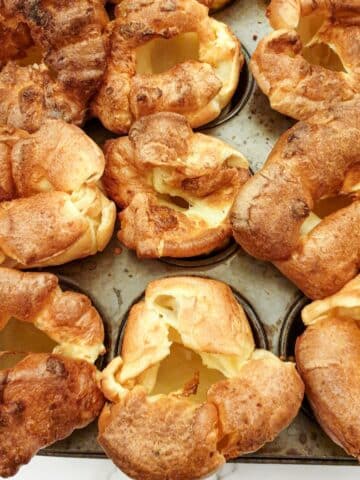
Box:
[135,19,238,111]
[300,195,354,236]
[136,33,200,75]
[302,42,345,72]
[0,297,104,368]
[147,339,226,403]
[201,18,238,105]
[297,13,345,72]
[118,292,255,404]
[297,13,326,45]
[304,305,360,326]
[148,140,248,236]
[302,288,360,326]
[0,317,57,369]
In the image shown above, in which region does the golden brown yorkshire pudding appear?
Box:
[98,277,304,480]
[0,267,105,477]
[0,119,116,268]
[251,0,360,120]
[231,101,360,300]
[92,0,243,134]
[103,112,250,258]
[0,0,108,132]
[108,0,233,13]
[296,275,360,460]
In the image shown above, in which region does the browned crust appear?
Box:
[98,388,224,480]
[0,268,57,323]
[0,0,108,131]
[0,267,104,347]
[10,119,105,198]
[0,120,115,268]
[99,355,303,480]
[251,2,360,121]
[98,276,304,479]
[0,191,89,266]
[296,317,360,459]
[208,354,304,458]
[104,113,249,258]
[0,353,104,477]
[108,0,232,11]
[296,0,360,21]
[266,0,300,29]
[128,62,222,125]
[265,0,360,30]
[118,194,233,258]
[0,62,85,133]
[104,112,248,258]
[231,101,360,299]
[0,123,29,201]
[91,0,242,133]
[275,201,360,299]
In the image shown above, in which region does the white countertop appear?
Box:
[12,457,359,480]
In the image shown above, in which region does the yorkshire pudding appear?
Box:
[0,267,105,477]
[103,112,250,258]
[0,0,108,132]
[108,0,233,12]
[0,119,116,268]
[98,276,304,480]
[296,274,360,460]
[231,101,360,299]
[92,0,243,133]
[251,0,360,120]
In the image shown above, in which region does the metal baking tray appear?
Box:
[40,0,357,465]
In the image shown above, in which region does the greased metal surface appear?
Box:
[42,0,357,465]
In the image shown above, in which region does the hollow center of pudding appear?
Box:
[313,194,353,218]
[16,45,43,66]
[136,32,200,74]
[150,341,226,403]
[16,43,58,79]
[0,318,57,369]
[297,13,326,45]
[301,194,354,235]
[297,14,345,72]
[302,43,345,72]
[157,193,190,210]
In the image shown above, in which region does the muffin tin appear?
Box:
[41,0,357,465]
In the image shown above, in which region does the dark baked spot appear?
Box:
[9,401,26,415]
[46,357,68,377]
[152,206,178,231]
[136,88,163,104]
[291,199,310,220]
[27,3,51,28]
[287,133,297,143]
[182,177,200,191]
[20,87,40,104]
[119,23,153,39]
